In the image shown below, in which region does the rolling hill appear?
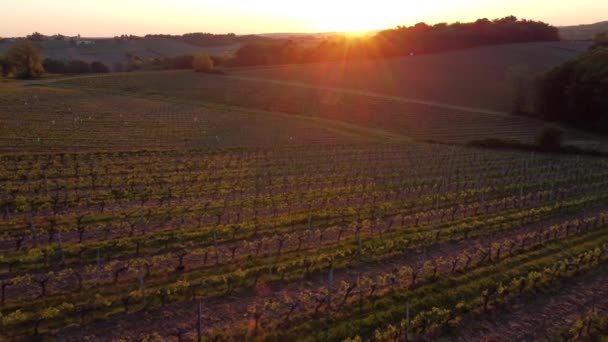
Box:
[0,38,242,66]
[559,21,608,40]
[231,41,592,112]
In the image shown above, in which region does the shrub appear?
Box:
[90,61,110,73]
[536,128,563,152]
[0,55,11,76]
[126,56,143,71]
[66,60,91,74]
[164,55,194,70]
[43,58,67,74]
[193,54,214,73]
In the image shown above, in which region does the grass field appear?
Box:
[1,42,608,341]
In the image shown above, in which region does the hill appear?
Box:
[231,41,592,112]
[559,21,608,40]
[49,67,603,148]
[0,38,242,67]
[3,80,608,341]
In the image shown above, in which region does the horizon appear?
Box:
[3,0,608,38]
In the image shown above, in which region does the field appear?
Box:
[0,86,397,153]
[52,70,604,147]
[0,39,242,66]
[230,42,592,112]
[1,42,608,341]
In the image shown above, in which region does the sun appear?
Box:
[307,3,384,33]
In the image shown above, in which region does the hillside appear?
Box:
[49,67,604,149]
[0,38,242,66]
[559,21,608,40]
[231,41,592,112]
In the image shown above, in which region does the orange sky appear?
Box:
[3,0,607,37]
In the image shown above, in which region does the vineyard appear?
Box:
[0,86,388,152]
[1,139,608,340]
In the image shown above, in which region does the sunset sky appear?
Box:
[3,0,607,37]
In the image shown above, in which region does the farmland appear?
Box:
[1,42,608,340]
[0,39,242,66]
[1,134,608,340]
[230,42,592,112]
[52,70,603,147]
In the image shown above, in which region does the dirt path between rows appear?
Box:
[457,268,608,341]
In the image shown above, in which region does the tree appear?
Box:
[536,128,563,152]
[90,61,110,73]
[534,47,608,133]
[43,58,67,74]
[66,60,91,74]
[6,41,44,79]
[27,32,46,42]
[0,55,9,76]
[193,54,214,73]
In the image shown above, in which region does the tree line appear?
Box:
[142,32,268,47]
[228,16,559,66]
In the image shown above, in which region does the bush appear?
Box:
[164,55,194,70]
[90,61,110,73]
[536,128,563,152]
[66,60,91,74]
[43,58,67,74]
[193,54,214,73]
[126,56,143,71]
[0,55,11,76]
